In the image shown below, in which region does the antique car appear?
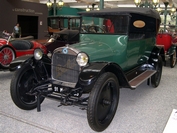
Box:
[8,16,81,71]
[0,16,81,70]
[47,15,81,36]
[0,32,47,69]
[10,8,164,132]
[156,31,176,68]
[9,29,80,71]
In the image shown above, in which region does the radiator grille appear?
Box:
[52,52,79,84]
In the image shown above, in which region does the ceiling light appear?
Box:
[171,4,176,13]
[86,6,90,11]
[58,0,64,7]
[134,0,159,8]
[46,0,52,8]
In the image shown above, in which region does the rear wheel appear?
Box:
[170,51,176,68]
[87,72,119,132]
[10,63,45,110]
[151,56,163,87]
[0,47,15,68]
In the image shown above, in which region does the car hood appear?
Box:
[70,34,127,62]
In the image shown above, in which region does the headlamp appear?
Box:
[76,52,88,66]
[34,49,43,60]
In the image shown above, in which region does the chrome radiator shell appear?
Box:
[51,47,80,88]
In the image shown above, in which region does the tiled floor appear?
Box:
[0,65,177,133]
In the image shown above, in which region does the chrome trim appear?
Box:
[54,45,80,55]
[51,46,80,88]
[52,80,76,88]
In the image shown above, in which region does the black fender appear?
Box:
[167,44,176,56]
[78,62,131,89]
[149,46,165,64]
[9,55,33,71]
[9,54,51,74]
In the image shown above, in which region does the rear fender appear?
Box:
[149,46,165,64]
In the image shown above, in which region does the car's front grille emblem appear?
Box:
[62,47,68,54]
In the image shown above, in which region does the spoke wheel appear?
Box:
[0,47,15,68]
[170,51,176,68]
[10,63,45,110]
[87,72,119,132]
[151,56,163,88]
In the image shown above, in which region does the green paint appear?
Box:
[70,34,155,71]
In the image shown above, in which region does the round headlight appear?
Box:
[76,52,88,66]
[34,49,43,60]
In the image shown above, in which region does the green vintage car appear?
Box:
[10,8,164,132]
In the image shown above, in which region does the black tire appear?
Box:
[151,56,163,87]
[10,63,45,110]
[170,51,176,68]
[0,47,15,69]
[87,72,119,132]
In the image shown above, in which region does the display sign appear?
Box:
[163,109,177,133]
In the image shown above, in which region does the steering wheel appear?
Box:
[87,26,106,33]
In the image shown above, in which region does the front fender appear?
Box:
[9,55,33,71]
[79,62,107,86]
[78,62,130,88]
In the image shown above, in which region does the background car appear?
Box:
[47,16,81,36]
[10,8,165,132]
[156,32,176,68]
[8,29,80,71]
[0,33,47,69]
[1,16,82,70]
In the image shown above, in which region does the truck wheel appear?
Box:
[151,56,163,87]
[10,63,45,110]
[170,51,176,68]
[0,47,15,69]
[87,72,119,132]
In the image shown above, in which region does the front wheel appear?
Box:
[10,63,45,110]
[0,47,15,68]
[151,56,163,87]
[170,51,176,68]
[87,72,119,132]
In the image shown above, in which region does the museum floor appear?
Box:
[0,64,177,133]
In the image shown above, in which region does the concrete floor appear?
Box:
[0,65,177,133]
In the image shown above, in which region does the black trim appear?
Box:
[78,62,131,89]
[149,46,165,64]
[9,55,33,71]
[78,8,160,21]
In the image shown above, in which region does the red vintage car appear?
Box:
[156,32,176,68]
[1,28,80,70]
[0,33,47,69]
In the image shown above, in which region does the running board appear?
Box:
[129,70,156,89]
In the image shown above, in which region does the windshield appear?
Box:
[48,17,81,31]
[81,15,129,34]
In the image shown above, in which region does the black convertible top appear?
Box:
[78,7,160,20]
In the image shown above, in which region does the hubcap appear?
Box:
[103,99,111,106]
[4,54,9,60]
[0,47,14,66]
[97,81,115,121]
